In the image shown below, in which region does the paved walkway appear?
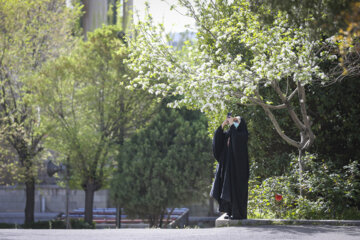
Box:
[216,214,360,227]
[1,226,360,240]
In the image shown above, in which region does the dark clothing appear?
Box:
[210,117,249,219]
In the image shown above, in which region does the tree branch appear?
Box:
[272,80,305,130]
[287,87,298,101]
[297,81,315,150]
[234,91,287,110]
[259,103,300,148]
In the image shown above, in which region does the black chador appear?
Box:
[210,117,249,219]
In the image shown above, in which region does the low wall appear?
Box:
[0,185,109,213]
[0,185,218,226]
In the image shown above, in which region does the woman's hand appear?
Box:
[221,119,229,129]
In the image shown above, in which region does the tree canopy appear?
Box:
[129,0,333,148]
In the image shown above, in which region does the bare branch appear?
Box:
[272,80,305,130]
[287,87,298,101]
[297,81,315,150]
[234,91,287,110]
[264,103,286,110]
[297,82,310,128]
[260,103,300,148]
[251,96,287,110]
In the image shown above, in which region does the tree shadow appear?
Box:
[244,225,360,237]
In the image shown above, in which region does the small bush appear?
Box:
[70,219,95,229]
[22,221,50,229]
[21,219,95,229]
[248,153,360,220]
[0,223,16,229]
[21,220,66,229]
[51,220,67,229]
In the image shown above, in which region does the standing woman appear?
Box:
[210,114,249,219]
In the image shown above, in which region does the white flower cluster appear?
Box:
[127,0,329,117]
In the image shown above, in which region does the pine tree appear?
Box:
[111,103,212,227]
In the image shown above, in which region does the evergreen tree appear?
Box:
[111,103,212,227]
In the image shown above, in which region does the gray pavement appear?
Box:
[1,225,360,240]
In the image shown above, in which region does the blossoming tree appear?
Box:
[128,0,334,195]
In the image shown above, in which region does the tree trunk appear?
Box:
[65,180,70,229]
[116,204,121,228]
[81,0,108,39]
[159,212,164,228]
[298,149,304,197]
[149,215,158,228]
[148,216,154,228]
[84,181,95,224]
[163,208,175,228]
[122,0,133,32]
[65,160,71,229]
[24,178,35,225]
[111,0,118,25]
[254,81,314,200]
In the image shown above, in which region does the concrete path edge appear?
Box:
[215,213,360,227]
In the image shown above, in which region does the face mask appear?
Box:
[233,122,239,128]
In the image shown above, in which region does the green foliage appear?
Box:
[111,102,212,226]
[20,219,95,229]
[252,1,360,80]
[0,0,81,185]
[130,0,330,110]
[308,78,360,168]
[69,219,95,229]
[237,76,360,180]
[0,0,81,225]
[21,220,63,229]
[231,76,360,220]
[129,0,334,157]
[34,24,158,224]
[34,25,157,190]
[0,223,16,229]
[250,0,355,39]
[248,153,360,219]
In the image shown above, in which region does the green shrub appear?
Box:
[248,153,360,219]
[70,219,95,229]
[22,220,65,229]
[111,103,212,227]
[22,220,50,229]
[50,220,67,229]
[21,219,95,229]
[0,223,16,229]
